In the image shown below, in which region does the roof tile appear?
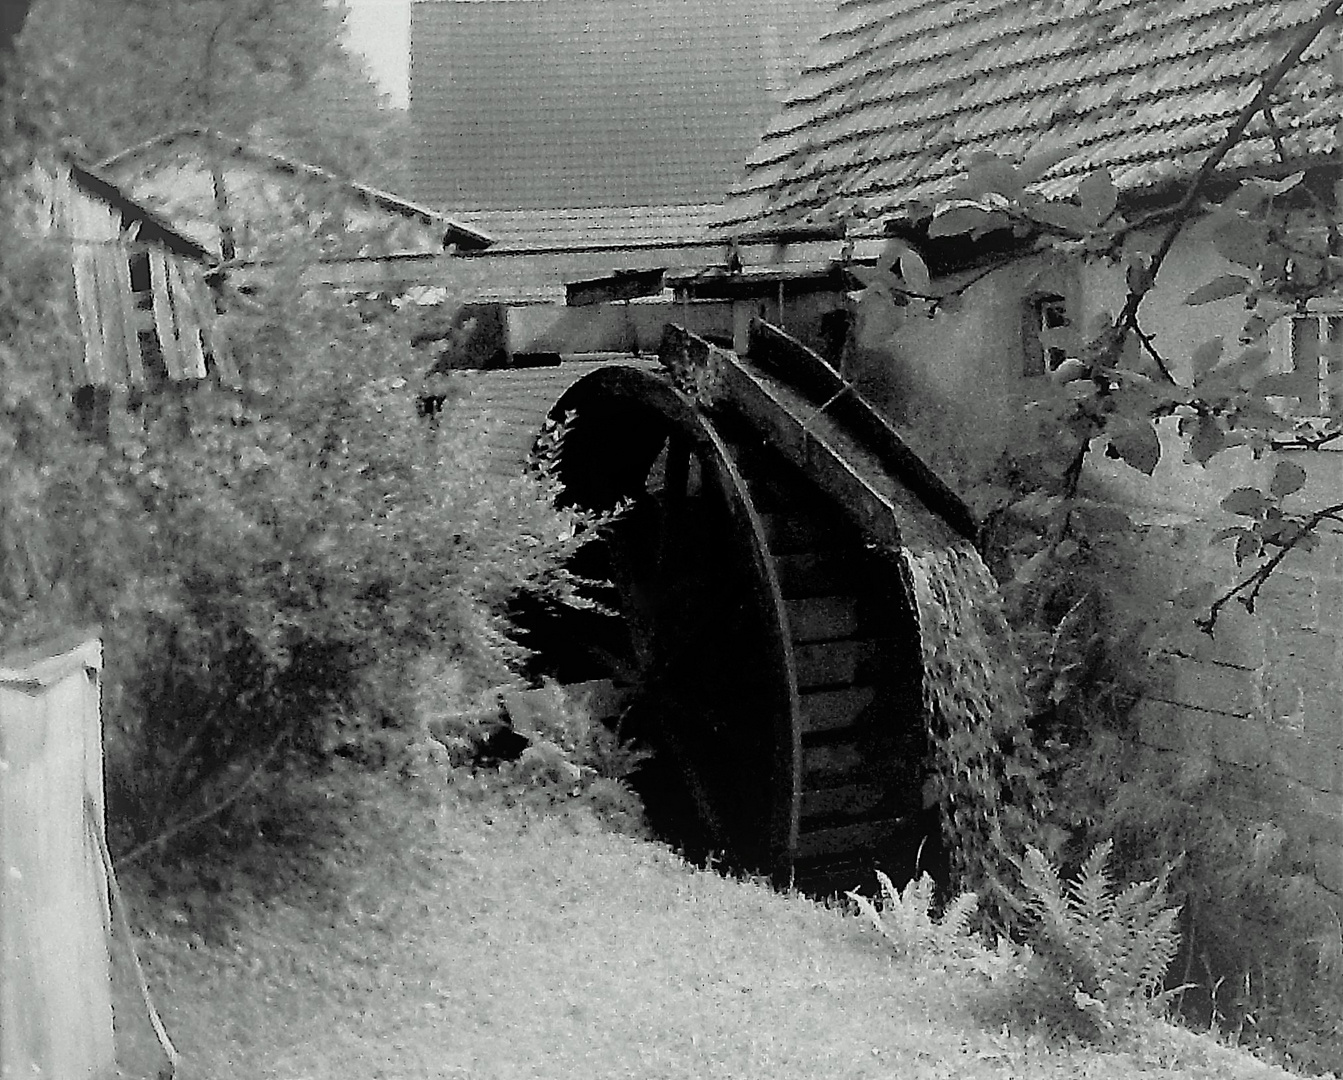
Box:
[407,0,833,221]
[721,0,1341,232]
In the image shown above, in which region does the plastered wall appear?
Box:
[853,233,1343,900]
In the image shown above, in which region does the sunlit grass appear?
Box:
[111,767,1301,1080]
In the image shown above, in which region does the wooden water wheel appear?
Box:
[545,341,949,895]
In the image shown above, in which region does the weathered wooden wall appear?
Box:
[32,167,236,390]
[0,635,113,1080]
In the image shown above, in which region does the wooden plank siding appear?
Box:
[37,167,232,392]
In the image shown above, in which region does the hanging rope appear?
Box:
[84,793,179,1080]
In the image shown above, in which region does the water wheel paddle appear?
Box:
[546,364,932,894]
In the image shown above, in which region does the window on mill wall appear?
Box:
[1278,310,1343,418]
[1022,291,1070,377]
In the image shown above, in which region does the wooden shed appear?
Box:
[28,161,237,398]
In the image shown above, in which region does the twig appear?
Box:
[1197,499,1343,632]
[1270,427,1343,450]
[117,720,296,865]
[1127,319,1178,384]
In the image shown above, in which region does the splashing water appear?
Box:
[899,530,1049,926]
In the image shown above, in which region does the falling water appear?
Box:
[896,518,1049,924]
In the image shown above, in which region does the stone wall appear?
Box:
[1115,475,1343,903]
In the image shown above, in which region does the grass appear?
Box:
[111,764,1303,1080]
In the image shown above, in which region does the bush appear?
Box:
[1084,745,1343,1073]
[1,211,607,856]
[1012,840,1182,1041]
[436,680,651,834]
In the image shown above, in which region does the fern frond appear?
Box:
[1019,845,1069,927]
[1131,906,1181,998]
[1071,839,1117,927]
[847,889,889,940]
[901,873,935,923]
[1017,841,1183,1036]
[939,891,979,942]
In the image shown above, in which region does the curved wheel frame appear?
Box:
[548,366,803,883]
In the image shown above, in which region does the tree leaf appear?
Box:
[1213,220,1269,268]
[1187,415,1227,465]
[1235,531,1260,565]
[1269,459,1307,498]
[957,155,1024,201]
[1032,202,1092,234]
[1258,171,1306,197]
[1018,146,1073,184]
[897,247,932,294]
[1108,419,1161,476]
[1190,336,1225,382]
[1077,169,1118,225]
[1220,487,1271,517]
[1184,275,1251,305]
[927,204,1002,239]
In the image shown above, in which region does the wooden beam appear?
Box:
[747,320,977,540]
[658,324,975,554]
[566,267,666,306]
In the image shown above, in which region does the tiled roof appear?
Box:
[720,0,1343,235]
[453,203,728,250]
[407,0,833,218]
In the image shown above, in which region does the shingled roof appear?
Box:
[719,0,1343,236]
[407,0,832,242]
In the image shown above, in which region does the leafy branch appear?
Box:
[1198,497,1343,633]
[1112,0,1343,342]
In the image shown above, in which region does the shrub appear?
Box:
[1085,745,1343,1073]
[448,681,650,833]
[1013,840,1182,1040]
[1,207,608,857]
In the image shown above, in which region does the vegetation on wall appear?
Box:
[848,4,1343,1070]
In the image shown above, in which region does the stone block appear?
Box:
[1261,575,1319,631]
[1313,840,1343,896]
[1168,655,1259,718]
[1268,626,1339,674]
[1212,714,1275,770]
[1210,761,1269,815]
[1317,576,1343,622]
[1135,698,1215,756]
[1264,676,1307,733]
[1305,800,1343,849]
[1306,705,1343,751]
[1268,733,1343,794]
[1167,604,1264,670]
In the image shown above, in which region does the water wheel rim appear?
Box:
[546,365,802,881]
